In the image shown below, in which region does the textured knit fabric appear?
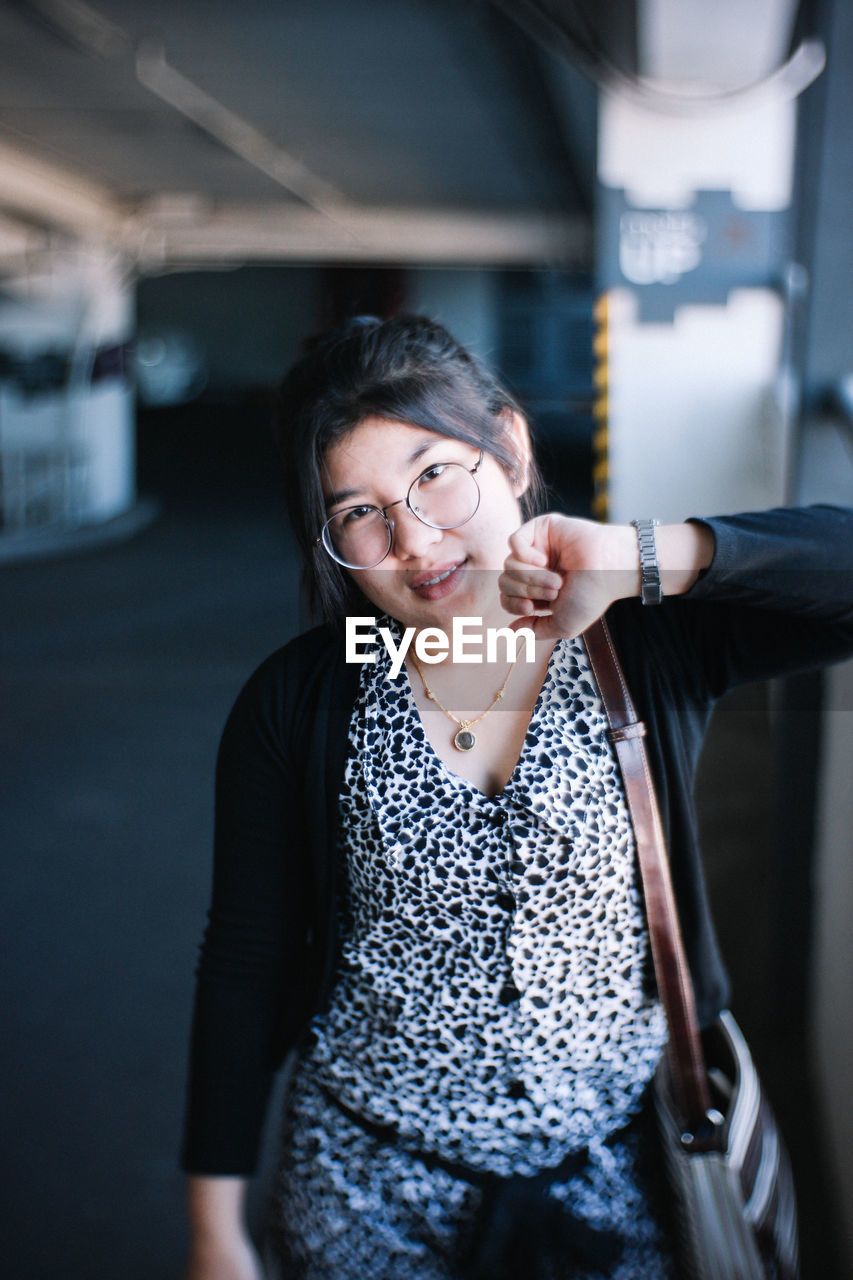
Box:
[310,626,667,1176]
[182,506,853,1176]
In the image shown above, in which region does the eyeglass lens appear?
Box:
[323,462,480,569]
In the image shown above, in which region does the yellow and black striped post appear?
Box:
[591,292,610,523]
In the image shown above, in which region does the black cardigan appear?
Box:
[181,505,853,1174]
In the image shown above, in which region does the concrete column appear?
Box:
[0,240,135,535]
[595,91,796,522]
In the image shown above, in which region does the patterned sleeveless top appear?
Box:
[308,619,668,1177]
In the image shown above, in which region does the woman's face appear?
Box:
[321,416,528,631]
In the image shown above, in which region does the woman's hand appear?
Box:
[185,1234,265,1280]
[184,1176,266,1280]
[498,514,714,639]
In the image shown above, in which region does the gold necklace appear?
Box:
[409,651,517,752]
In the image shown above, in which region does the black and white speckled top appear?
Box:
[310,619,668,1178]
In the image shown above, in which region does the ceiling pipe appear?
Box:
[0,140,125,243]
[135,42,352,221]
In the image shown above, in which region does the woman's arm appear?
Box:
[185,1176,264,1280]
[182,647,314,1171]
[499,505,853,691]
[498,513,714,639]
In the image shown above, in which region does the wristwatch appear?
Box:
[631,518,662,606]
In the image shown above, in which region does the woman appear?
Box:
[181,314,853,1280]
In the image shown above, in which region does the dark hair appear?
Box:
[276,313,545,623]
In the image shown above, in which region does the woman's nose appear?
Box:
[389,506,444,559]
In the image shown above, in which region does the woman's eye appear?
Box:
[419,463,448,484]
[341,505,376,525]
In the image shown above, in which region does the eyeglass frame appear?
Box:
[316,448,484,569]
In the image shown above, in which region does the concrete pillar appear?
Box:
[0,240,135,536]
[595,91,796,523]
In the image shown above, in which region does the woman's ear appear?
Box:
[504,410,533,498]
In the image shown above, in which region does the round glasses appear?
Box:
[318,450,483,569]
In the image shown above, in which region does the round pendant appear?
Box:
[453,727,476,752]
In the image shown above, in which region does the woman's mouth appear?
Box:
[410,560,467,600]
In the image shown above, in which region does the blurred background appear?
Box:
[1,1,852,1276]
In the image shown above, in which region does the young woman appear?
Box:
[181,314,853,1280]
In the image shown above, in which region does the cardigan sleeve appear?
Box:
[671,504,853,697]
[181,647,312,1175]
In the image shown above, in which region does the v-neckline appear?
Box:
[396,639,563,800]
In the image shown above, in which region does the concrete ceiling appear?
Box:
[0,0,813,270]
[0,0,597,268]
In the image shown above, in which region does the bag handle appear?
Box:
[582,617,718,1146]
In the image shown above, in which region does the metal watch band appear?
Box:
[631,518,662,606]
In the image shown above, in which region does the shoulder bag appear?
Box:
[583,617,800,1280]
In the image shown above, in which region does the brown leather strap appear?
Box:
[582,617,714,1136]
